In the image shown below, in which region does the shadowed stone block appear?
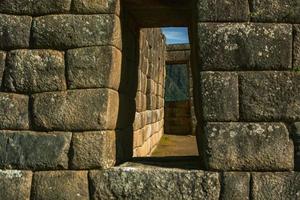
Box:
[200,72,239,121]
[32,15,121,50]
[67,46,121,90]
[294,25,300,70]
[240,72,300,121]
[0,170,32,200]
[32,89,119,131]
[0,131,71,169]
[0,93,29,130]
[0,15,32,49]
[295,122,300,171]
[252,172,300,200]
[32,171,89,200]
[197,0,250,22]
[222,172,250,200]
[203,123,294,171]
[198,23,292,70]
[89,167,220,200]
[0,51,6,87]
[72,0,120,15]
[71,131,116,169]
[0,0,71,15]
[250,0,300,23]
[4,50,66,93]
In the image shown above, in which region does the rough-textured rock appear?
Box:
[0,51,5,87]
[31,171,89,200]
[198,23,292,70]
[294,25,300,70]
[0,170,32,200]
[294,122,300,171]
[0,93,29,130]
[32,89,119,131]
[67,46,121,90]
[89,167,220,200]
[200,72,239,121]
[240,72,300,121]
[72,0,120,15]
[250,0,300,23]
[71,131,116,169]
[197,0,250,22]
[252,172,300,200]
[32,15,121,50]
[0,0,71,15]
[221,172,250,200]
[203,123,294,171]
[0,131,71,169]
[4,50,66,93]
[0,14,32,49]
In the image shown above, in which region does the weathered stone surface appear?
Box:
[32,15,121,50]
[252,172,300,200]
[0,170,32,200]
[72,0,120,15]
[32,89,119,131]
[32,171,89,200]
[4,50,66,93]
[250,0,300,23]
[198,23,292,70]
[221,172,250,200]
[0,93,29,130]
[0,14,32,49]
[240,72,300,121]
[67,46,121,90]
[0,0,71,15]
[197,0,250,22]
[89,167,220,200]
[200,72,239,121]
[294,122,300,171]
[0,131,71,169]
[71,131,116,169]
[294,25,300,70]
[0,51,6,88]
[203,123,294,171]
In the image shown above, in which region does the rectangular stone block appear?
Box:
[0,93,29,130]
[67,46,121,90]
[294,25,300,70]
[250,0,300,23]
[240,72,300,121]
[198,23,292,70]
[32,14,121,50]
[197,0,250,22]
[32,89,119,131]
[72,0,120,15]
[70,131,116,169]
[4,50,66,93]
[252,172,300,200]
[0,131,71,170]
[31,171,89,200]
[222,172,250,200]
[89,167,220,200]
[0,170,32,200]
[0,14,32,49]
[200,72,239,121]
[0,51,6,89]
[0,0,71,15]
[203,123,294,171]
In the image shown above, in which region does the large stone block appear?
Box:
[32,89,119,131]
[203,123,294,171]
[294,25,300,70]
[4,50,66,93]
[0,131,71,169]
[0,93,29,130]
[221,172,250,200]
[252,172,300,200]
[250,0,300,23]
[0,0,71,15]
[72,0,120,15]
[70,131,116,169]
[197,0,250,22]
[67,46,121,90]
[32,15,121,50]
[89,167,220,200]
[200,72,239,121]
[0,14,32,49]
[0,170,32,200]
[31,171,89,200]
[0,51,6,88]
[240,72,300,121]
[198,23,292,70]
